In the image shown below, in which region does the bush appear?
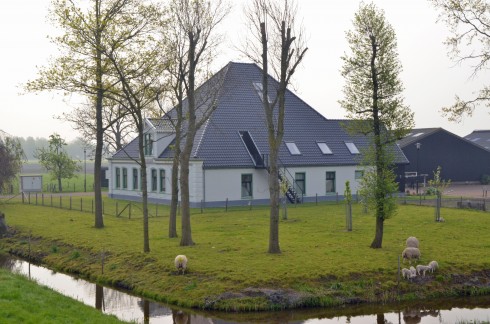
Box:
[481,174,490,185]
[425,187,438,195]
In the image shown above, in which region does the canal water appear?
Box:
[1,254,490,323]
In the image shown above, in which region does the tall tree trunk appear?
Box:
[137,121,150,252]
[370,213,384,248]
[169,137,180,238]
[268,147,281,253]
[93,0,104,229]
[179,149,193,246]
[370,34,383,248]
[58,176,62,192]
[179,31,198,247]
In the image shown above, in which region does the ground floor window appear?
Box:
[132,168,139,190]
[160,169,166,192]
[355,170,364,180]
[241,174,253,198]
[326,171,336,193]
[115,167,121,189]
[122,168,128,189]
[151,169,157,192]
[295,172,305,196]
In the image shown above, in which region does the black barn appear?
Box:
[397,128,490,188]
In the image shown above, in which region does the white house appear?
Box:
[107,62,408,207]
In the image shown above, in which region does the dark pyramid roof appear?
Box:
[113,62,408,167]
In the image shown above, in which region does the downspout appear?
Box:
[202,164,206,208]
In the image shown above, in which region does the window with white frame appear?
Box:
[241,174,253,198]
[122,168,128,189]
[159,169,166,192]
[132,168,139,190]
[326,171,336,193]
[295,172,306,196]
[151,169,157,192]
[355,170,364,180]
[144,133,153,155]
[115,167,121,189]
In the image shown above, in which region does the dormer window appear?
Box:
[345,142,360,154]
[317,142,333,155]
[144,133,153,155]
[252,82,272,103]
[286,142,301,155]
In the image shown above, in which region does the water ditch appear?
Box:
[1,253,490,323]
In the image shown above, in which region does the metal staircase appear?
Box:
[278,168,302,204]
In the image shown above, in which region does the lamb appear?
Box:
[401,268,412,279]
[428,260,439,273]
[416,264,431,276]
[406,236,419,248]
[402,247,421,264]
[174,255,188,274]
[409,266,417,278]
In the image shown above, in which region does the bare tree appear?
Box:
[101,0,166,253]
[59,99,136,156]
[25,0,138,229]
[164,0,230,246]
[430,0,490,122]
[243,0,307,254]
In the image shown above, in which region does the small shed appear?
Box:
[20,175,43,193]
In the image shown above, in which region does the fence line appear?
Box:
[3,191,489,217]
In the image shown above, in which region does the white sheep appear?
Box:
[406,236,419,248]
[428,260,439,273]
[402,247,421,264]
[174,255,188,274]
[416,264,431,276]
[401,268,412,280]
[409,266,417,278]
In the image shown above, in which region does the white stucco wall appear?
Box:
[204,168,270,203]
[202,165,366,203]
[108,158,367,205]
[280,165,366,198]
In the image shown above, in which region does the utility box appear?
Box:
[20,175,43,193]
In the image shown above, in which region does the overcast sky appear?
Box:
[1,0,489,142]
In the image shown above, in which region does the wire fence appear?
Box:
[2,191,489,219]
[397,195,489,212]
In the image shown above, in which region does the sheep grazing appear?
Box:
[402,247,421,264]
[409,266,417,278]
[416,264,431,276]
[428,260,439,273]
[406,236,419,248]
[174,255,188,274]
[401,268,412,279]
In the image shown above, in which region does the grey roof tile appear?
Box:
[112,62,408,166]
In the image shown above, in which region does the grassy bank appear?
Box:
[0,268,125,323]
[1,201,490,311]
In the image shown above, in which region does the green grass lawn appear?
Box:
[0,268,126,323]
[1,201,489,311]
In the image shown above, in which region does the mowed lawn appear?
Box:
[1,201,490,309]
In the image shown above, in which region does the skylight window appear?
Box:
[286,142,301,155]
[412,132,424,137]
[345,142,360,154]
[252,82,272,103]
[317,142,333,154]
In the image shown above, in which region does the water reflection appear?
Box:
[1,253,490,323]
